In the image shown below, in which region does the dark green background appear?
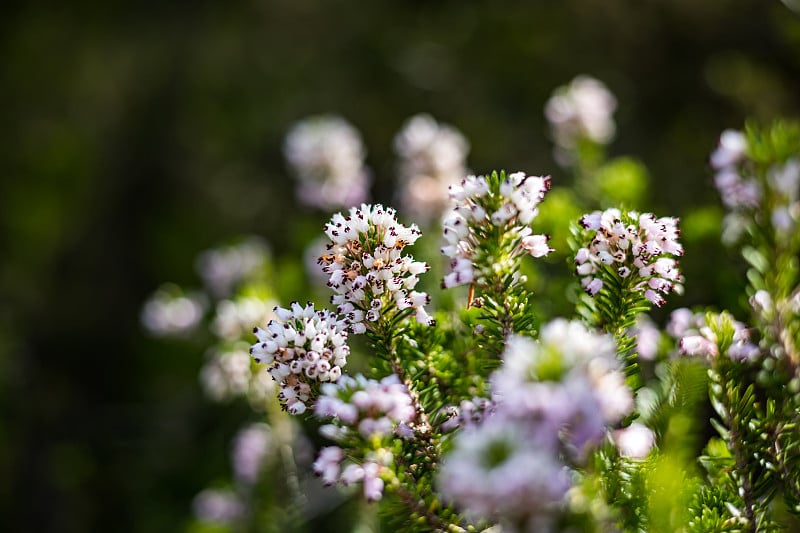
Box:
[2,1,799,531]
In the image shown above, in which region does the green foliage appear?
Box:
[594,157,650,208]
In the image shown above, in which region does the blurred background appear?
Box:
[1,1,799,531]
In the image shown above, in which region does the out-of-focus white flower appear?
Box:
[212,296,276,341]
[614,422,656,460]
[196,237,270,298]
[231,423,273,485]
[491,320,632,455]
[393,113,470,224]
[284,114,370,210]
[200,348,253,402]
[437,415,570,523]
[710,130,800,243]
[750,290,774,320]
[545,75,617,149]
[710,130,748,171]
[192,488,244,525]
[141,286,205,337]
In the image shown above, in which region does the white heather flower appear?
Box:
[545,75,617,149]
[192,489,244,525]
[212,296,276,341]
[710,129,747,171]
[575,208,683,307]
[251,302,350,415]
[393,113,470,224]
[231,423,273,485]
[441,171,552,289]
[613,422,656,460]
[437,415,570,523]
[320,204,434,332]
[196,237,270,298]
[314,374,415,440]
[141,286,205,337]
[283,114,370,210]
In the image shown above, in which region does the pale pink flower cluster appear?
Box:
[491,319,633,453]
[312,447,391,502]
[311,375,416,502]
[321,204,434,332]
[711,130,761,210]
[283,114,370,210]
[250,302,350,415]
[196,237,270,298]
[437,416,570,527]
[441,172,553,289]
[575,208,683,306]
[439,319,634,526]
[711,129,800,242]
[200,348,254,402]
[314,374,416,440]
[231,423,273,485]
[545,75,617,149]
[393,113,470,224]
[672,310,760,362]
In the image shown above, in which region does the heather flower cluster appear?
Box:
[545,75,617,149]
[490,319,634,453]
[711,130,760,210]
[311,375,416,502]
[438,319,634,527]
[141,286,205,337]
[146,104,800,531]
[575,208,683,306]
[201,347,261,402]
[441,171,553,289]
[315,374,416,441]
[393,113,470,224]
[250,302,350,414]
[212,296,276,341]
[196,237,270,298]
[437,416,571,527]
[320,203,434,332]
[672,309,760,362]
[711,129,800,243]
[283,114,370,210]
[231,423,273,485]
